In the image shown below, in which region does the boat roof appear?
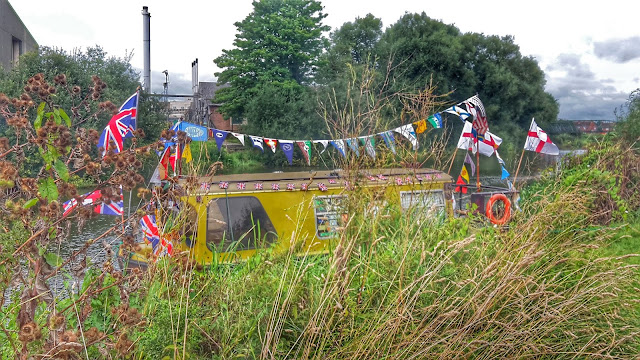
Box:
[182,168,452,195]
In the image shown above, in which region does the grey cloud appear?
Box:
[133,68,217,97]
[545,54,627,120]
[593,36,640,63]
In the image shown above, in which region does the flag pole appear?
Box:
[447,146,459,175]
[512,118,535,188]
[476,149,480,192]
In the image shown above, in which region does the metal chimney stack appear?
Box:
[142,6,151,92]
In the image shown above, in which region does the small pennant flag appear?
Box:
[464,152,476,175]
[301,183,308,191]
[413,119,428,134]
[213,129,228,151]
[455,165,470,194]
[318,183,328,192]
[394,124,419,150]
[219,181,229,189]
[427,113,443,129]
[313,140,329,153]
[501,165,510,180]
[254,183,263,190]
[346,138,359,156]
[231,132,245,146]
[237,182,246,190]
[182,143,192,163]
[381,131,396,154]
[360,136,376,158]
[271,183,280,191]
[265,138,278,153]
[330,140,346,157]
[286,183,295,191]
[297,141,312,166]
[250,136,264,152]
[444,105,471,122]
[280,140,294,165]
[495,150,506,166]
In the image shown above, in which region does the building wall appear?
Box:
[0,0,38,71]
[208,105,233,131]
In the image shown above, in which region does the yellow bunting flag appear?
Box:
[182,143,193,163]
[460,165,469,182]
[413,119,428,134]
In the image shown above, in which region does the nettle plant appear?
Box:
[0,73,157,358]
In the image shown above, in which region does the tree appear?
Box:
[0,46,166,144]
[214,0,329,121]
[375,13,559,143]
[615,88,640,143]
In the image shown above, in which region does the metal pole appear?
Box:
[142,6,151,92]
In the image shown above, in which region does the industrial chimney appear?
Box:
[142,6,151,92]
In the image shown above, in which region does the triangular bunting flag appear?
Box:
[444,105,471,122]
[464,152,476,175]
[297,141,312,166]
[231,132,245,146]
[183,143,192,163]
[265,138,278,153]
[330,140,346,157]
[250,136,264,152]
[313,140,329,154]
[212,129,228,151]
[501,165,510,180]
[455,165,469,194]
[280,141,294,165]
[394,124,419,150]
[413,119,428,134]
[346,138,359,156]
[495,150,506,166]
[381,131,396,155]
[360,136,376,158]
[427,113,443,129]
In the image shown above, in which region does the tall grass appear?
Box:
[133,170,640,359]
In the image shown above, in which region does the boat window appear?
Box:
[400,190,446,218]
[206,196,277,252]
[313,195,348,239]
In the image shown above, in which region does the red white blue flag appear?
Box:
[93,188,124,216]
[98,92,138,156]
[62,188,123,217]
[140,214,160,250]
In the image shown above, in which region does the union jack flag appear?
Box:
[200,182,211,191]
[271,183,280,191]
[301,183,308,191]
[286,183,295,191]
[416,174,423,182]
[367,175,377,182]
[140,214,160,250]
[318,183,328,192]
[97,92,138,156]
[236,182,246,190]
[94,188,124,216]
[254,183,263,190]
[395,178,404,186]
[328,179,337,184]
[218,181,229,189]
[377,174,387,181]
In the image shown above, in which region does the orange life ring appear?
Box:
[486,194,511,225]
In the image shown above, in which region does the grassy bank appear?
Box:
[125,140,640,359]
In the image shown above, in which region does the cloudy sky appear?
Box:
[12,0,640,120]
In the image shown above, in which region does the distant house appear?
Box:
[572,120,615,134]
[0,0,37,71]
[191,82,245,131]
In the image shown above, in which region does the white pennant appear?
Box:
[393,124,419,150]
[313,140,330,154]
[231,132,245,146]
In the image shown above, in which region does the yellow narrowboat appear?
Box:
[123,168,453,267]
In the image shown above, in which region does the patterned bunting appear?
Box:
[286,183,295,191]
[444,105,471,122]
[413,119,428,134]
[313,140,329,153]
[237,182,246,190]
[360,136,376,158]
[346,138,360,156]
[301,183,309,191]
[330,140,346,157]
[271,183,280,191]
[254,183,263,190]
[265,138,278,153]
[212,129,228,151]
[318,183,328,192]
[296,141,312,166]
[381,131,396,155]
[250,136,264,152]
[427,113,443,129]
[231,132,245,146]
[394,124,419,150]
[501,165,510,180]
[218,181,229,189]
[280,140,294,165]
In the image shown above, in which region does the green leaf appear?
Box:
[44,252,63,267]
[59,108,71,128]
[53,159,69,182]
[34,102,46,130]
[38,177,59,201]
[53,109,62,125]
[23,198,39,209]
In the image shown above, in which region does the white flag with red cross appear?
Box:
[524,118,559,155]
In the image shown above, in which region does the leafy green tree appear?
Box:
[214,0,330,121]
[615,88,640,143]
[0,46,166,143]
